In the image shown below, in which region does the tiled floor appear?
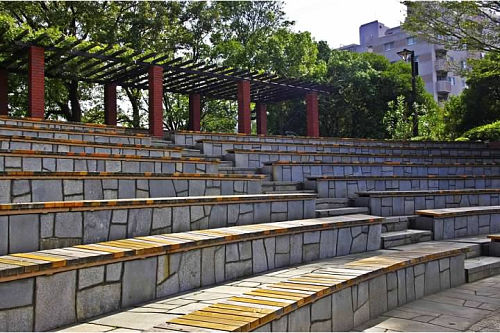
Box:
[356,275,500,332]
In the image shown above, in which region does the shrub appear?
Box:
[456,120,500,142]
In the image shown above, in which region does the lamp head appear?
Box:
[397,48,413,62]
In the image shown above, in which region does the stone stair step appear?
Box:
[316,197,349,209]
[264,189,317,194]
[315,206,369,217]
[442,235,492,256]
[381,229,433,248]
[382,215,417,233]
[218,167,259,175]
[464,256,500,282]
[262,181,302,193]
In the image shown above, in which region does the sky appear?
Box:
[283,0,407,49]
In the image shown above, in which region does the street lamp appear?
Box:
[397,48,418,137]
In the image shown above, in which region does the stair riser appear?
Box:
[0,222,381,331]
[382,221,410,232]
[309,178,500,198]
[316,203,348,209]
[0,198,316,255]
[0,118,129,135]
[414,214,500,240]
[0,178,263,203]
[382,234,433,248]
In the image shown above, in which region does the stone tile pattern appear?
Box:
[0,196,315,255]
[0,215,381,331]
[417,213,500,240]
[270,163,499,182]
[311,177,500,198]
[160,245,466,332]
[0,153,218,174]
[0,176,262,203]
[361,191,500,216]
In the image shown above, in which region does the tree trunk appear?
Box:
[125,87,141,128]
[67,81,81,122]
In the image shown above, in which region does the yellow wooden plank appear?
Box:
[74,244,125,258]
[135,236,178,246]
[246,290,303,301]
[185,313,251,325]
[201,307,267,318]
[272,282,326,292]
[102,241,143,249]
[0,257,38,267]
[168,318,238,331]
[229,296,289,307]
[11,253,66,268]
[209,303,273,314]
[194,310,257,322]
[288,277,338,286]
[252,288,310,297]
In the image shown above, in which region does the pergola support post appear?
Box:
[0,69,8,116]
[306,92,319,137]
[256,102,267,135]
[148,66,163,137]
[237,80,251,134]
[28,46,45,119]
[188,93,201,131]
[104,83,117,126]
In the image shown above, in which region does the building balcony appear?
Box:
[435,59,449,72]
[436,80,451,93]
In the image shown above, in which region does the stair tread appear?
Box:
[316,207,368,213]
[465,256,500,269]
[381,229,432,240]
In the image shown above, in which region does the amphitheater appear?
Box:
[0,36,500,332]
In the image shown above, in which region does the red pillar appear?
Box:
[237,80,251,134]
[28,46,45,119]
[189,93,201,131]
[0,69,8,116]
[104,83,117,126]
[256,102,267,135]
[148,66,163,137]
[306,92,319,137]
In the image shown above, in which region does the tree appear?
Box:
[403,1,500,53]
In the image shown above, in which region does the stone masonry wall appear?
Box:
[417,214,500,240]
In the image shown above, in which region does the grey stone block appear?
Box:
[287,304,310,332]
[369,275,388,318]
[0,216,7,255]
[450,254,465,287]
[152,208,171,230]
[55,212,82,238]
[35,271,76,331]
[32,180,63,202]
[331,287,354,331]
[83,210,112,243]
[0,279,33,310]
[311,295,332,322]
[290,233,303,265]
[122,257,157,307]
[252,239,268,273]
[319,229,336,259]
[172,207,190,233]
[9,214,40,253]
[78,266,105,290]
[0,306,33,331]
[127,208,152,237]
[76,283,120,320]
[106,263,122,282]
[405,266,416,302]
[337,228,352,256]
[64,180,83,197]
[178,250,201,292]
[424,261,440,295]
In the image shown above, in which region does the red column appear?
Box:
[148,66,163,137]
[28,46,45,119]
[189,93,201,131]
[104,83,117,126]
[256,102,267,135]
[306,92,319,137]
[237,80,251,134]
[0,69,8,116]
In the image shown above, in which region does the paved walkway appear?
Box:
[356,274,500,332]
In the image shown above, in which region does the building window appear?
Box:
[414,55,419,62]
[407,37,417,45]
[461,60,467,69]
[437,73,447,81]
[448,77,456,85]
[384,42,394,51]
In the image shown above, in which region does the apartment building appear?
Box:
[340,21,472,102]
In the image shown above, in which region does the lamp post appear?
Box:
[397,48,418,137]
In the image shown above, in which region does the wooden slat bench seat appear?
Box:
[0,134,182,158]
[355,189,500,217]
[0,124,151,145]
[0,149,219,173]
[0,171,265,203]
[305,175,500,198]
[0,193,317,255]
[414,206,500,240]
[0,214,383,330]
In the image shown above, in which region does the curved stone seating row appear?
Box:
[0,149,219,173]
[0,116,131,135]
[232,150,500,169]
[0,124,151,145]
[0,193,316,255]
[265,161,499,182]
[0,214,382,331]
[173,130,488,149]
[0,171,265,203]
[199,140,496,158]
[305,175,500,198]
[0,134,182,158]
[154,242,468,332]
[355,189,500,217]
[415,206,500,240]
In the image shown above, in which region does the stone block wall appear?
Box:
[0,154,218,173]
[0,220,381,331]
[309,177,500,198]
[0,196,316,255]
[416,213,500,240]
[0,117,127,134]
[260,255,465,332]
[0,176,262,203]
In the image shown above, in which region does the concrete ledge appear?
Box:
[356,189,500,217]
[0,214,382,330]
[306,175,500,198]
[0,171,265,203]
[0,193,317,255]
[0,149,219,174]
[160,243,467,332]
[414,206,500,240]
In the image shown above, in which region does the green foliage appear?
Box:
[383,96,413,140]
[456,120,500,142]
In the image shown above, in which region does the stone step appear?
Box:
[0,193,317,255]
[61,241,470,332]
[381,229,433,248]
[315,206,369,217]
[262,181,302,193]
[442,235,492,257]
[0,171,265,203]
[218,167,259,175]
[382,215,416,233]
[0,214,383,331]
[316,197,349,209]
[464,256,500,282]
[264,189,317,195]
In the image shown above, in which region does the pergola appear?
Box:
[0,31,332,137]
